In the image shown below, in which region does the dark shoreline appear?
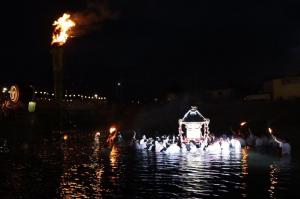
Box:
[1,99,300,154]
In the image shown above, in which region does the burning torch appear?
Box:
[240,121,247,127]
[51,13,75,102]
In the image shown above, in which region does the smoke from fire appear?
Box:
[72,0,119,36]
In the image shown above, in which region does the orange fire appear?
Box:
[51,13,75,46]
[109,126,117,134]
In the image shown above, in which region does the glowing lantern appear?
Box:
[10,85,20,103]
[28,101,36,113]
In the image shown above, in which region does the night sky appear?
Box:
[2,0,300,99]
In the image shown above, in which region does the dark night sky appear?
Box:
[2,0,300,99]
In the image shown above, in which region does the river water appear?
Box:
[0,132,299,199]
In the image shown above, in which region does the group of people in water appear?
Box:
[126,128,291,156]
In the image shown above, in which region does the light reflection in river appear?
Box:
[241,148,249,198]
[268,156,293,199]
[109,145,119,171]
[55,133,298,199]
[269,163,279,199]
[1,132,297,199]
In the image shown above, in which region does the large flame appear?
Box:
[51,13,75,46]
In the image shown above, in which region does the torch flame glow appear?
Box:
[268,127,272,134]
[240,121,247,126]
[63,134,68,140]
[51,13,75,46]
[109,127,117,134]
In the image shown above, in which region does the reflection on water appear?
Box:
[109,145,119,171]
[269,163,279,199]
[241,148,249,198]
[268,156,293,199]
[0,132,298,198]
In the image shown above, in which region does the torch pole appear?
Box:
[51,46,64,130]
[51,46,64,102]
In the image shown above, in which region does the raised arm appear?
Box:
[272,134,282,145]
[269,130,282,145]
[270,132,282,145]
[248,128,253,135]
[132,131,137,140]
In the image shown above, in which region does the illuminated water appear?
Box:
[0,132,298,199]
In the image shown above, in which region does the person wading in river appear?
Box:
[268,128,291,156]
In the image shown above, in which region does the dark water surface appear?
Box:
[0,132,299,199]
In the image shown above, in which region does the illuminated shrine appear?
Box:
[179,106,210,140]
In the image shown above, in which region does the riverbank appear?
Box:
[1,99,299,155]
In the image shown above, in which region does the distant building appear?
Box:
[244,93,271,101]
[166,93,177,102]
[264,76,300,100]
[206,88,235,100]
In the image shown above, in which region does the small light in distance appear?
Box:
[95,131,101,136]
[63,134,68,140]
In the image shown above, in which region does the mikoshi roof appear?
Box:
[182,106,207,122]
